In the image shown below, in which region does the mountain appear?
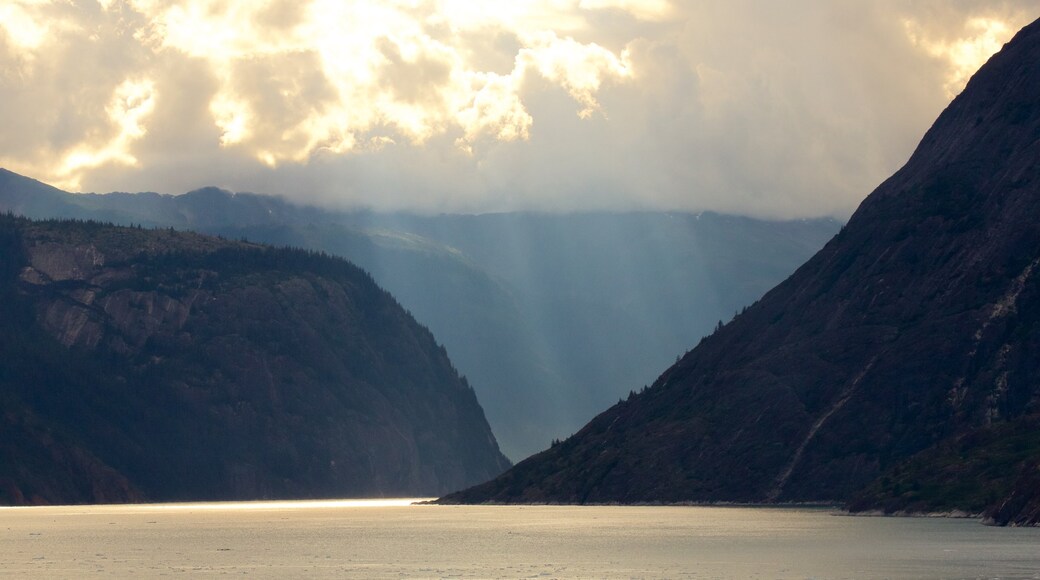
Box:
[438,18,1040,525]
[0,171,839,459]
[346,211,840,428]
[0,215,509,504]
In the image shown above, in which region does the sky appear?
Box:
[0,1,1035,219]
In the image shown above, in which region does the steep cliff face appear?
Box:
[439,18,1040,523]
[0,217,509,504]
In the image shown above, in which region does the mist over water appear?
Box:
[3,501,1039,578]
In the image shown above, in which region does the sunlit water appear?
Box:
[2,501,1039,578]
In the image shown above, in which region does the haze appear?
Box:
[0,1,1035,218]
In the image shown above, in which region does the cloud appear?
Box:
[59,78,157,175]
[904,15,1015,98]
[0,0,1035,217]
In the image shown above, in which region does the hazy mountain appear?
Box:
[335,211,840,458]
[0,216,509,504]
[0,170,839,460]
[439,19,1040,525]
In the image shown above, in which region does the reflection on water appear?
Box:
[109,498,430,511]
[1,502,1039,578]
[0,498,430,516]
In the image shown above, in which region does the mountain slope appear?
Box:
[206,220,576,462]
[438,18,1040,523]
[0,171,838,460]
[350,211,840,429]
[0,216,509,504]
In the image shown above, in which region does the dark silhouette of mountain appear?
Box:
[0,215,509,505]
[438,19,1040,525]
[0,170,838,460]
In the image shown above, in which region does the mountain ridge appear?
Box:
[437,18,1040,525]
[0,168,839,459]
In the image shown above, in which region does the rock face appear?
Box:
[439,18,1040,524]
[0,217,509,504]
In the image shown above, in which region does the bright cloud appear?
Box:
[58,78,157,183]
[0,2,50,51]
[518,32,633,119]
[109,0,638,166]
[905,16,1015,98]
[0,1,1035,217]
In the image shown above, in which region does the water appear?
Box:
[2,501,1039,578]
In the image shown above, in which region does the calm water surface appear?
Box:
[1,500,1039,578]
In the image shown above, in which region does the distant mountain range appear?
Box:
[439,18,1040,526]
[0,170,839,460]
[0,215,509,504]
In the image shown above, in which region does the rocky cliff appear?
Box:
[0,216,509,504]
[439,18,1040,525]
